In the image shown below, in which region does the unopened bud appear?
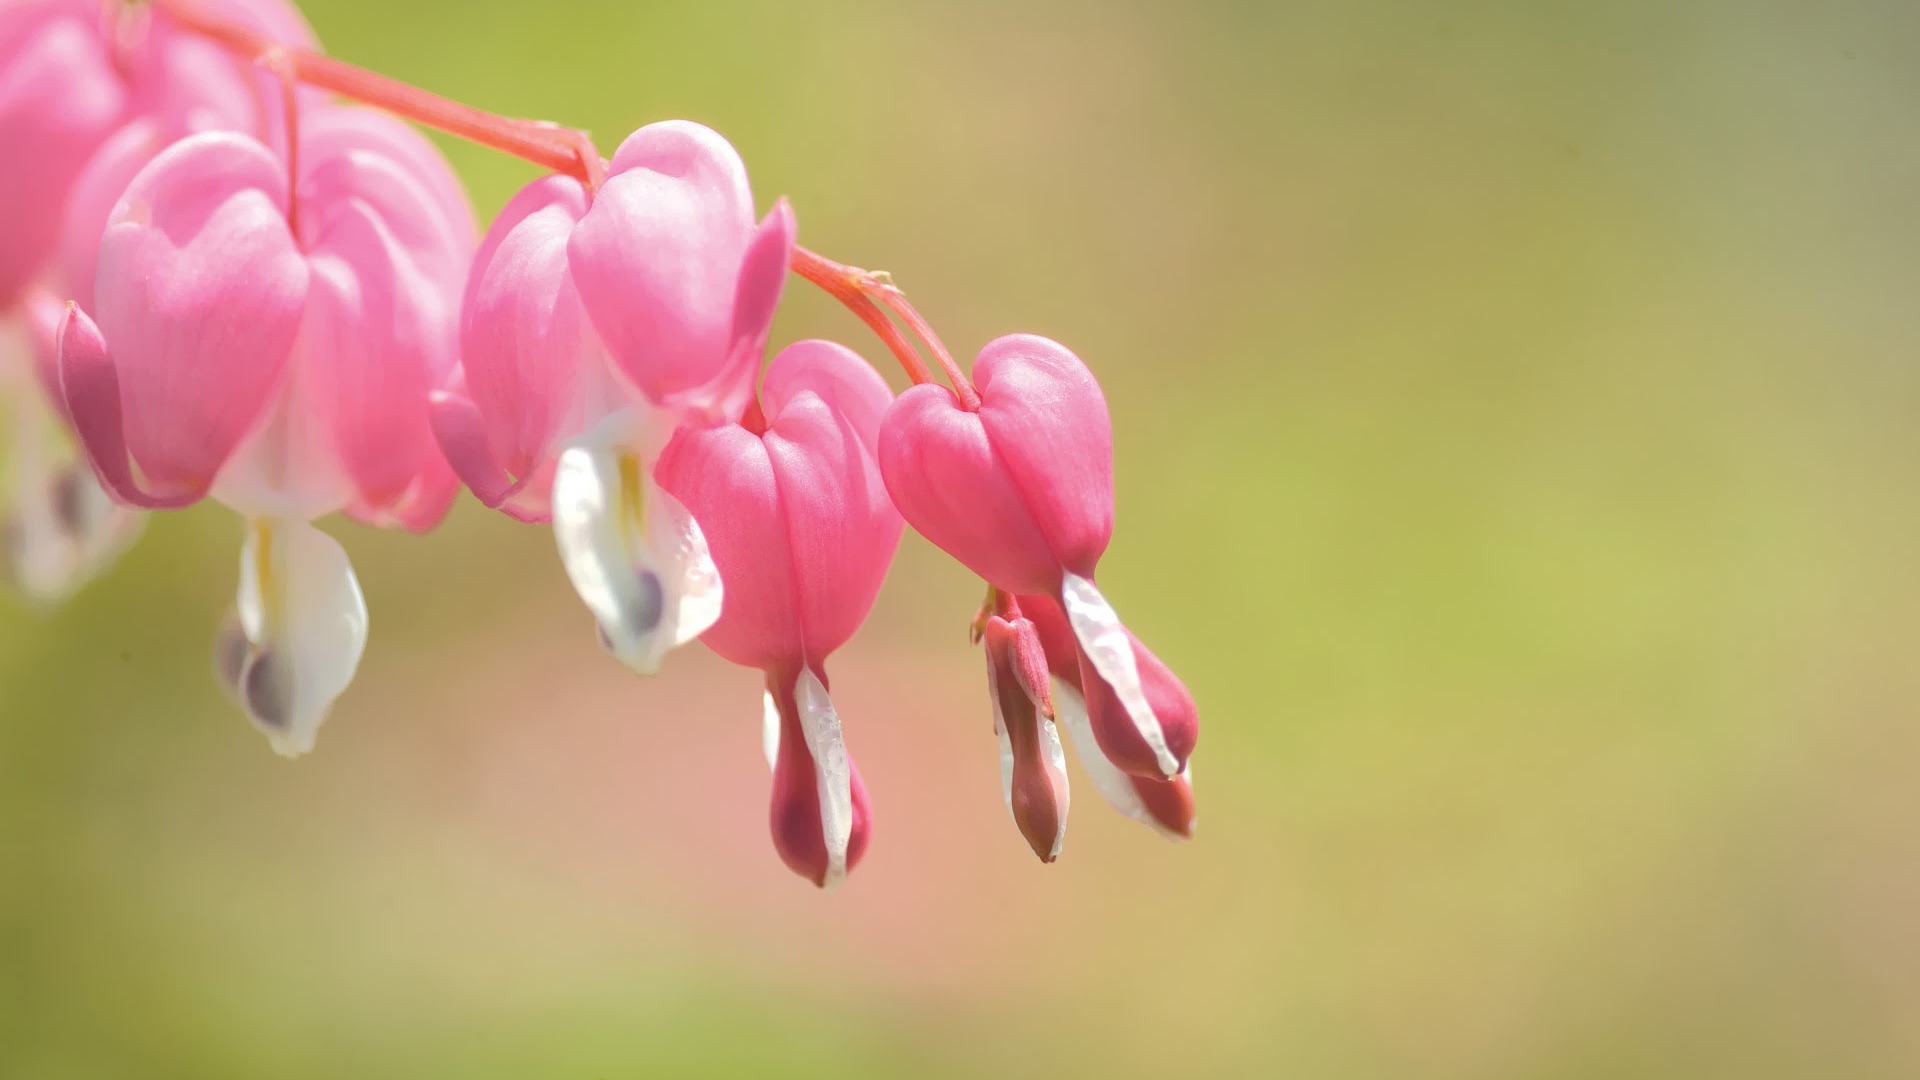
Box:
[983,611,1071,863]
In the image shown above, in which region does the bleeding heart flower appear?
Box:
[57,108,474,755]
[656,339,902,887]
[879,333,1197,779]
[432,121,793,675]
[0,0,313,603]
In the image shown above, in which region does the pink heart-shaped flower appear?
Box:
[656,338,901,670]
[877,334,1112,596]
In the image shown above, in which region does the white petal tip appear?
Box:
[794,670,854,885]
[1059,573,1178,778]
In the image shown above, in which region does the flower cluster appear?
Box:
[1,0,1200,885]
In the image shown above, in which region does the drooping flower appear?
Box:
[1020,589,1195,840]
[655,339,902,887]
[0,0,314,600]
[57,107,475,755]
[432,120,793,673]
[878,334,1199,779]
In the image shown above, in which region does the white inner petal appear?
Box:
[761,689,780,772]
[1054,679,1186,841]
[1038,713,1071,859]
[551,433,723,677]
[234,518,367,758]
[2,331,141,604]
[793,669,854,890]
[1060,572,1178,777]
[987,659,1016,816]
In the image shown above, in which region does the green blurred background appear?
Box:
[6,0,1920,1075]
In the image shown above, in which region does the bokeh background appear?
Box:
[6,0,1920,1076]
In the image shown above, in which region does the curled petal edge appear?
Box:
[55,303,209,510]
[1055,681,1194,841]
[1060,572,1180,778]
[428,387,552,524]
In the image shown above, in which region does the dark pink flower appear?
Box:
[879,334,1198,779]
[656,340,902,886]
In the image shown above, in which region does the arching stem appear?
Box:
[156,0,972,399]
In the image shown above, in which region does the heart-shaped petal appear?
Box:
[878,383,1058,596]
[657,340,901,670]
[973,335,1113,577]
[568,121,760,414]
[295,110,472,522]
[93,130,308,497]
[878,335,1114,595]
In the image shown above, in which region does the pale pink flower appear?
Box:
[655,340,902,887]
[58,109,474,755]
[0,0,314,309]
[0,0,313,600]
[433,120,793,675]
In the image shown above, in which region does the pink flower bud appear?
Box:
[657,339,902,886]
[981,609,1071,863]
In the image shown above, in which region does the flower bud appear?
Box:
[981,609,1071,862]
[657,339,902,885]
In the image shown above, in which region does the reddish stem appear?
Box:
[790,246,980,408]
[869,284,975,407]
[790,246,935,388]
[155,0,602,190]
[159,0,972,399]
